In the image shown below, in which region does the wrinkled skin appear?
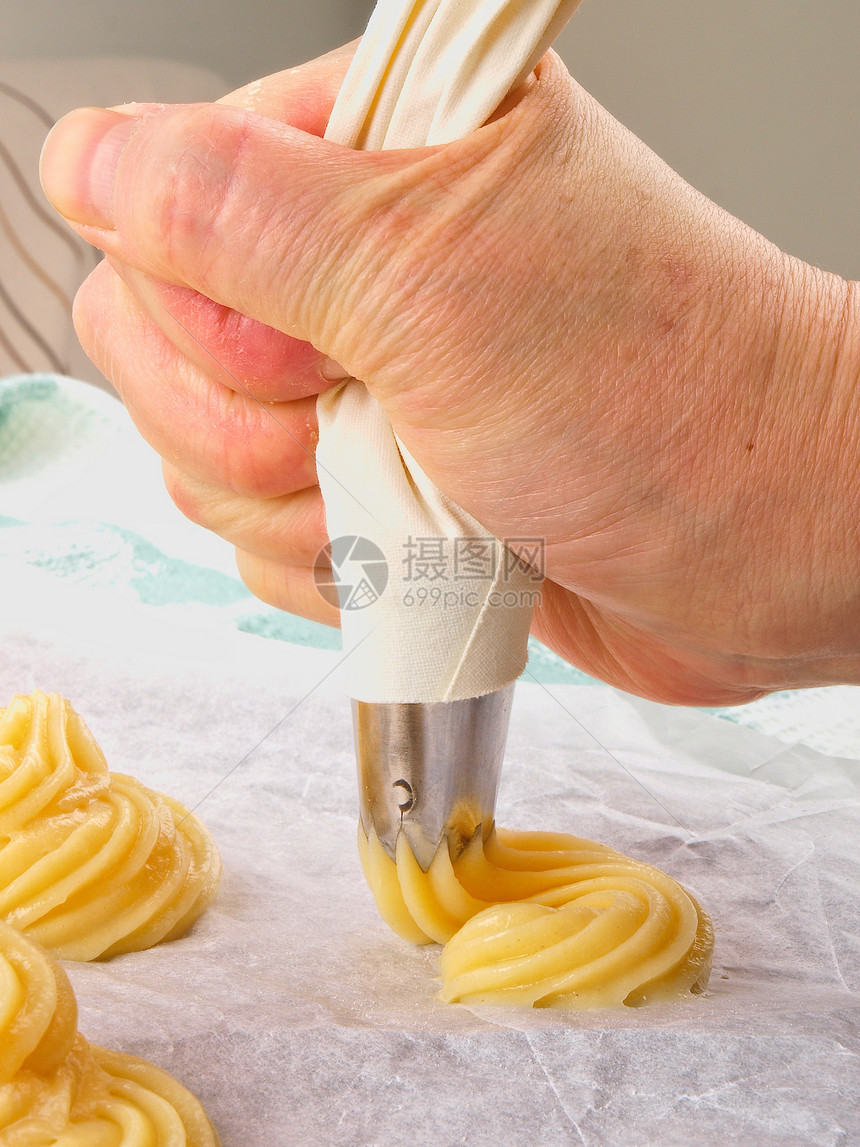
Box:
[41,43,860,705]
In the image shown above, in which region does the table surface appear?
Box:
[1,373,858,1147]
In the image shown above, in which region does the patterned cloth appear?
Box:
[1,373,858,757]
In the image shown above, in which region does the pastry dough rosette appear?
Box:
[359,825,713,1009]
[0,920,219,1145]
[0,693,220,961]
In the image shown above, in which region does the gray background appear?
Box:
[2,0,858,278]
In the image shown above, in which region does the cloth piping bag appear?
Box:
[317,0,583,703]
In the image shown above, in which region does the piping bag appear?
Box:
[318,0,583,871]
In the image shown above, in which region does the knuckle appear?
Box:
[133,106,254,284]
[219,432,281,501]
[72,263,119,371]
[234,548,276,606]
[214,396,315,499]
[162,465,209,527]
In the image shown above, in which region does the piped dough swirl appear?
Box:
[0,693,220,961]
[0,919,219,1145]
[359,824,713,1009]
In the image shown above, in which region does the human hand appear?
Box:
[41,44,860,705]
[42,47,357,630]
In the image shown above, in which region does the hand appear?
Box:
[41,44,860,705]
[46,47,357,630]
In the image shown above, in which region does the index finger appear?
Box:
[112,40,358,136]
[218,40,358,134]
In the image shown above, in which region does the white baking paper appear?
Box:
[0,569,857,1146]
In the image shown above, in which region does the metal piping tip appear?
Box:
[352,684,515,871]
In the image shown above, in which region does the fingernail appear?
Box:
[319,357,352,381]
[40,107,138,228]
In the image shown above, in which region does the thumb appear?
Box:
[38,98,437,365]
[40,56,581,415]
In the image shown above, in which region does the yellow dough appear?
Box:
[0,693,220,961]
[0,919,219,1145]
[359,823,713,1009]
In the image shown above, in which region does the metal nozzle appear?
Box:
[352,684,515,870]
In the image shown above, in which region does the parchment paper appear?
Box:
[1,567,857,1146]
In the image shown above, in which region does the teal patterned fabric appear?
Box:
[0,375,591,670]
[1,373,857,755]
[0,374,337,649]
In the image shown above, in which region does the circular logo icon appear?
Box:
[313,536,389,611]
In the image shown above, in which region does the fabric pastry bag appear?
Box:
[317,0,583,704]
